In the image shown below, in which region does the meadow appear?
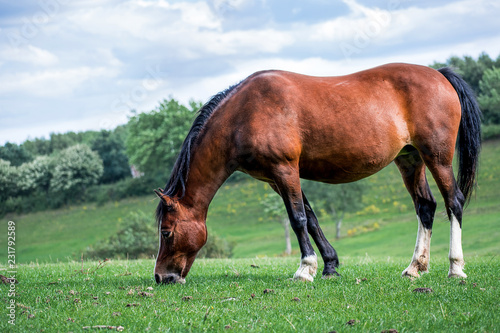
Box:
[1,257,499,332]
[1,140,499,332]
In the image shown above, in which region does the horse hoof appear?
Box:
[321,273,340,279]
[293,254,317,280]
[293,273,314,282]
[322,266,340,278]
[401,267,420,278]
[448,259,466,278]
[448,270,467,278]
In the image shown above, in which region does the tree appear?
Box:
[49,132,77,152]
[479,67,500,125]
[16,155,52,194]
[49,144,103,201]
[91,130,130,184]
[0,159,18,201]
[125,98,201,177]
[429,52,500,96]
[22,138,51,156]
[0,142,32,166]
[301,180,365,239]
[259,191,292,255]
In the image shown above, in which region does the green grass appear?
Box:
[1,141,499,332]
[1,198,156,264]
[1,257,499,332]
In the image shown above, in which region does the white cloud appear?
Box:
[0,67,119,97]
[0,0,499,145]
[0,45,58,66]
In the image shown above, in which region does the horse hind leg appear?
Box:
[395,150,437,278]
[424,162,467,278]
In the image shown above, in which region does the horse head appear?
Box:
[153,189,207,284]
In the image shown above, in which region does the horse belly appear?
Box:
[298,150,394,184]
[297,118,406,184]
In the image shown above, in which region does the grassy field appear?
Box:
[1,257,498,332]
[0,141,498,332]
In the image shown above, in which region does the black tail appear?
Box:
[438,67,482,205]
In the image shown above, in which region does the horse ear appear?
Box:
[154,189,178,209]
[154,189,165,203]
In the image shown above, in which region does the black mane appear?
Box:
[155,82,242,225]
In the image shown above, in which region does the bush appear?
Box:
[198,231,235,259]
[85,211,157,260]
[84,211,233,260]
[482,124,500,141]
[17,155,51,195]
[86,174,160,206]
[50,144,103,201]
[0,159,17,201]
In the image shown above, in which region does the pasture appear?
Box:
[1,257,499,332]
[1,139,499,331]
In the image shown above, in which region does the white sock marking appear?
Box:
[402,216,432,277]
[293,253,317,282]
[448,213,466,278]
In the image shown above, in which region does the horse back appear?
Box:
[216,63,461,183]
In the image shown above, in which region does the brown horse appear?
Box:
[154,63,481,284]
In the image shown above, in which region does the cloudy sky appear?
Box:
[0,0,499,145]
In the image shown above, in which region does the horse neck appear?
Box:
[179,131,231,220]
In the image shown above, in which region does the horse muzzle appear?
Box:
[155,273,186,285]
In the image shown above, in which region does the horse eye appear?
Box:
[161,231,172,238]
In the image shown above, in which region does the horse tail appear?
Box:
[438,67,482,205]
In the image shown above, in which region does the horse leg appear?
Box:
[413,135,468,278]
[395,151,437,277]
[271,166,318,282]
[302,191,340,277]
[268,183,339,277]
[423,161,467,278]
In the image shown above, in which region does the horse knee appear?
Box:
[290,214,308,231]
[307,219,319,233]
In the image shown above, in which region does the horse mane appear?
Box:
[156,82,242,225]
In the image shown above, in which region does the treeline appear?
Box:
[430,52,500,128]
[0,128,142,215]
[0,100,203,216]
[1,52,499,217]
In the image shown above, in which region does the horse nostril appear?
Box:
[155,273,178,284]
[165,275,176,284]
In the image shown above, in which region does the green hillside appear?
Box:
[2,140,499,264]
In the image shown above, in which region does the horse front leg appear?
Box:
[302,191,340,277]
[272,167,317,282]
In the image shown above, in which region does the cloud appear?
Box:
[0,0,498,145]
[0,66,119,97]
[0,44,58,66]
